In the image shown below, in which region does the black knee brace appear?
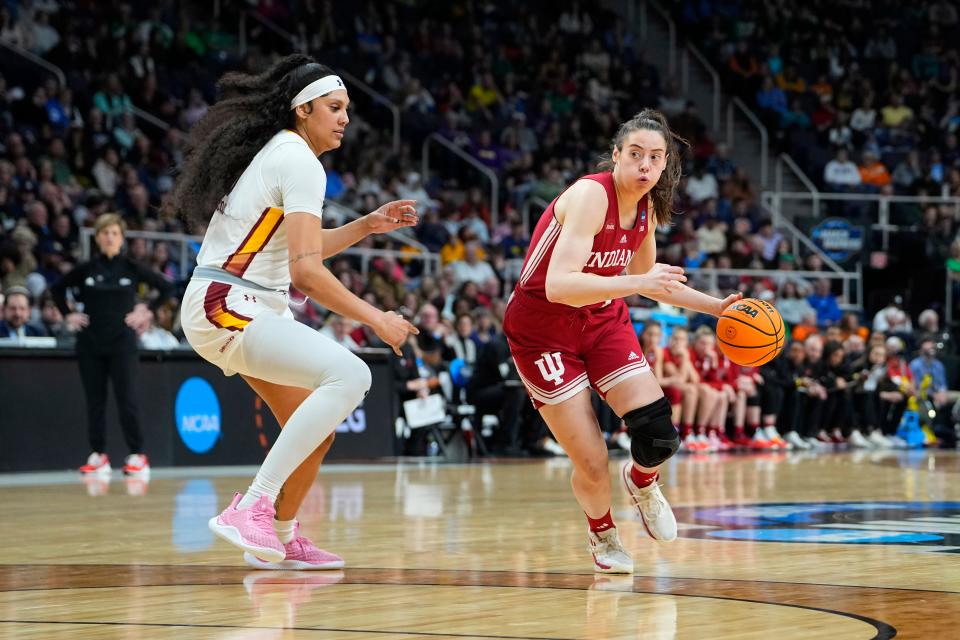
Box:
[747,393,762,407]
[623,396,680,467]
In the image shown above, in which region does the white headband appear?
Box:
[290,75,346,109]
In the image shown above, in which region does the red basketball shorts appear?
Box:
[503,291,651,409]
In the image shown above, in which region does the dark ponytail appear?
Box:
[167,54,336,229]
[597,108,688,226]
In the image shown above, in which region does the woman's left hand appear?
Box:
[124,303,154,335]
[365,200,419,234]
[714,292,743,317]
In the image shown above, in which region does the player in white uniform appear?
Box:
[171,55,419,568]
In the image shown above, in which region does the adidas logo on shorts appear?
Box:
[628,352,640,361]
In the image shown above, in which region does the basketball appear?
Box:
[716,297,785,366]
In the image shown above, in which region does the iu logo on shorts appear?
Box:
[535,352,565,386]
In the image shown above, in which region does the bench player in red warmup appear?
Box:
[503,109,741,573]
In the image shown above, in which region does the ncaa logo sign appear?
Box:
[175,377,221,454]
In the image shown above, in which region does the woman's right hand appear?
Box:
[637,263,686,295]
[374,310,419,356]
[65,312,90,332]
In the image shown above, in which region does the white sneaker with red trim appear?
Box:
[122,453,150,476]
[621,462,678,542]
[79,452,111,475]
[587,527,633,574]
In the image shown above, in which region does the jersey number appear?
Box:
[535,352,565,386]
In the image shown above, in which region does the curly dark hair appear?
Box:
[597,108,689,226]
[167,54,336,229]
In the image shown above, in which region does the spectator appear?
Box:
[881,93,914,130]
[685,163,719,204]
[909,338,949,416]
[823,148,862,191]
[839,312,870,342]
[807,278,842,328]
[0,286,46,338]
[467,332,528,456]
[917,308,952,353]
[445,312,477,369]
[850,96,877,139]
[139,302,181,350]
[848,343,895,448]
[791,334,830,449]
[395,332,445,455]
[858,150,892,190]
[872,296,913,335]
[451,241,497,288]
[755,75,788,121]
[320,315,361,352]
[791,309,820,343]
[93,74,133,124]
[891,150,924,193]
[752,219,783,267]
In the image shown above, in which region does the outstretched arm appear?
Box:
[321,200,418,258]
[626,213,741,317]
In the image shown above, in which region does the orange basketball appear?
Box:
[716,297,785,366]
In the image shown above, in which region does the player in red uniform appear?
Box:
[502,110,740,573]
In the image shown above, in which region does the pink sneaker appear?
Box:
[244,523,345,570]
[208,493,285,562]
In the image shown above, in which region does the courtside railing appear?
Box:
[80,218,440,282]
[501,258,862,312]
[761,191,960,252]
[422,133,500,228]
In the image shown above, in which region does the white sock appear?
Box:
[273,518,297,544]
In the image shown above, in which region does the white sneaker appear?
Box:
[542,438,568,457]
[621,462,678,541]
[682,433,699,452]
[806,436,829,450]
[887,435,909,449]
[122,453,150,476]
[868,430,892,448]
[614,431,632,452]
[848,430,871,448]
[588,527,634,574]
[697,433,715,453]
[764,426,790,450]
[785,431,810,450]
[79,452,112,475]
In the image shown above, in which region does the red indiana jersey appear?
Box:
[514,171,650,309]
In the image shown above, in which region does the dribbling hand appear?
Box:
[375,310,420,356]
[714,291,744,317]
[639,263,686,295]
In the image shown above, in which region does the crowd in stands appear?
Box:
[673,0,960,302]
[0,1,957,454]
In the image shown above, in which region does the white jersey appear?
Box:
[195,130,327,290]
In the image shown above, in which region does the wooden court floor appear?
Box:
[1,450,959,639]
